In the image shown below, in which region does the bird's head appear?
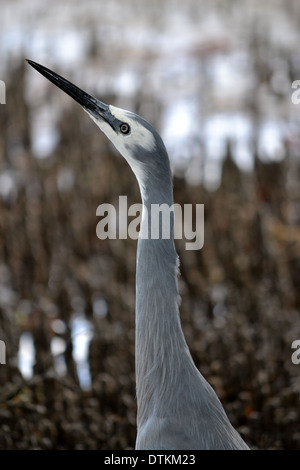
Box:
[26,60,172,202]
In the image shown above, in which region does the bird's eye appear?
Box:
[120,123,130,135]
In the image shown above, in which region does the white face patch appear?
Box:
[109,105,156,152]
[85,105,156,198]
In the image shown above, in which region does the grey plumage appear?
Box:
[27,59,250,450]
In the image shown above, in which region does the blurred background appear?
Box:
[0,0,300,450]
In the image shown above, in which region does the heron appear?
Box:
[26,60,250,450]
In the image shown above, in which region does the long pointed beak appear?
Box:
[26,59,113,126]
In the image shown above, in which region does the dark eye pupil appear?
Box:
[120,123,130,134]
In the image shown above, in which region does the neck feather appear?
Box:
[135,181,193,425]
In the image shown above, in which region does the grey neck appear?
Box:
[135,179,193,425]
